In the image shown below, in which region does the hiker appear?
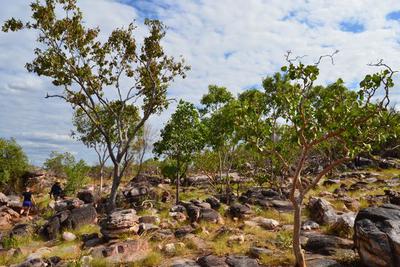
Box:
[21,187,35,217]
[49,181,63,201]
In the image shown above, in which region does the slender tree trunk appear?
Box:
[99,164,104,195]
[218,151,223,193]
[176,160,180,205]
[107,163,122,213]
[292,197,306,267]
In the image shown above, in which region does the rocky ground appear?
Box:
[1,164,400,266]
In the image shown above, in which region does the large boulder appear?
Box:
[354,204,400,267]
[303,233,353,255]
[197,255,228,267]
[228,203,253,219]
[200,208,224,224]
[100,209,139,239]
[91,239,149,263]
[225,255,260,267]
[308,197,338,225]
[77,190,96,204]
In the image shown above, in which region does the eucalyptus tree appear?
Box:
[200,85,238,196]
[153,100,204,204]
[262,55,396,266]
[3,0,189,210]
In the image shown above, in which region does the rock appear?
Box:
[200,208,224,224]
[228,203,253,219]
[302,220,320,231]
[323,179,340,186]
[225,255,260,267]
[197,255,228,267]
[250,217,279,230]
[54,198,84,212]
[139,215,160,224]
[228,234,245,244]
[0,192,9,205]
[354,204,400,267]
[82,233,103,248]
[270,200,293,212]
[40,216,61,240]
[100,209,139,239]
[62,205,97,230]
[191,200,211,209]
[170,205,186,213]
[308,197,338,225]
[249,246,273,258]
[11,258,48,267]
[330,212,355,238]
[0,206,20,229]
[303,233,353,255]
[170,212,187,222]
[307,258,344,267]
[9,223,33,238]
[77,190,95,204]
[138,223,159,234]
[186,204,201,223]
[91,239,149,263]
[62,231,76,241]
[205,196,221,210]
[151,228,174,241]
[164,243,177,254]
[171,258,201,267]
[175,225,194,238]
[384,189,400,205]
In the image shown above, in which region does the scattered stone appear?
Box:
[205,196,221,210]
[139,215,160,224]
[175,225,194,238]
[303,233,353,256]
[250,217,279,230]
[200,208,224,224]
[228,203,253,219]
[100,209,139,239]
[170,211,187,222]
[302,220,320,231]
[171,258,200,267]
[384,189,400,205]
[330,212,355,238]
[62,231,76,241]
[249,246,273,258]
[225,255,260,267]
[77,190,95,204]
[228,234,245,244]
[308,197,338,225]
[197,254,228,267]
[54,198,84,212]
[138,223,159,234]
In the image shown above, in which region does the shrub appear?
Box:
[0,138,28,191]
[64,160,90,195]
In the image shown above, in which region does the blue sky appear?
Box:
[1,0,400,166]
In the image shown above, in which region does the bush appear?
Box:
[43,151,75,177]
[0,138,28,191]
[64,159,90,195]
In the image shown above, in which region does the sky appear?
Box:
[1,0,400,166]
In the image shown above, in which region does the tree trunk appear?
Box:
[292,198,306,267]
[107,163,122,213]
[176,160,180,205]
[99,164,104,195]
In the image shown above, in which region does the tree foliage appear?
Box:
[0,138,28,191]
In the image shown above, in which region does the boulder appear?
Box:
[250,217,279,230]
[303,233,353,255]
[354,204,400,267]
[171,258,201,267]
[10,257,48,267]
[197,255,228,267]
[54,198,84,212]
[100,209,139,239]
[62,205,97,229]
[77,190,95,204]
[308,197,338,225]
[175,225,194,238]
[205,196,221,210]
[330,212,356,238]
[384,189,400,205]
[139,215,160,225]
[0,192,9,205]
[225,255,260,267]
[249,246,273,258]
[228,203,253,219]
[62,231,76,241]
[186,204,201,223]
[91,239,149,263]
[302,220,320,231]
[200,208,224,224]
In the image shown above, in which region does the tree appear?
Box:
[72,106,111,195]
[44,151,75,177]
[0,138,28,191]
[64,159,90,195]
[200,85,238,198]
[261,54,396,266]
[153,100,204,204]
[3,0,189,211]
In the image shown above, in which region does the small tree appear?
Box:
[262,54,396,266]
[3,0,189,211]
[0,138,28,191]
[64,159,90,195]
[44,151,75,177]
[200,85,238,196]
[153,100,204,204]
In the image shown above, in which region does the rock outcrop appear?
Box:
[354,204,400,267]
